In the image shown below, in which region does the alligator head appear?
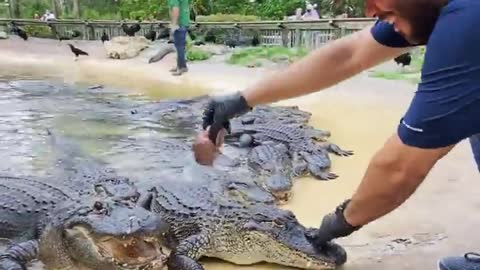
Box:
[39,198,169,270]
[239,206,346,269]
[261,173,293,204]
[93,176,140,203]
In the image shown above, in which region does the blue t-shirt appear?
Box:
[370,0,480,149]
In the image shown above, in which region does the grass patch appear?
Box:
[370,70,421,84]
[187,47,212,61]
[227,46,308,67]
[369,47,425,84]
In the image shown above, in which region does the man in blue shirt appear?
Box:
[195,0,480,269]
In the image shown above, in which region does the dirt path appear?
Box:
[0,36,478,270]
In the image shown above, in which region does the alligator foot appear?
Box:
[167,254,204,270]
[0,256,25,270]
[312,171,338,181]
[325,143,354,157]
[0,240,38,270]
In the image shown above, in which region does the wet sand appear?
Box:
[0,36,479,270]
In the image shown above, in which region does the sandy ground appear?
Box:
[0,36,479,270]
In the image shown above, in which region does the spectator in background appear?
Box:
[46,11,56,21]
[302,3,320,20]
[168,0,191,76]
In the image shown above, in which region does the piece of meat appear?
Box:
[193,128,226,166]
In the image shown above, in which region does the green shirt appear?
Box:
[168,0,190,27]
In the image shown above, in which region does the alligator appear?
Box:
[0,175,168,270]
[139,177,347,270]
[45,128,140,200]
[245,143,296,204]
[224,122,354,180]
[125,96,320,139]
[0,130,170,269]
[234,104,315,127]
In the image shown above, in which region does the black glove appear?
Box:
[202,92,252,143]
[307,199,362,248]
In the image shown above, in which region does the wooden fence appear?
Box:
[0,18,376,50]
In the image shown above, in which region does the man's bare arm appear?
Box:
[344,134,454,226]
[171,7,179,25]
[242,27,410,107]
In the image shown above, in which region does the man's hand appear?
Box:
[201,92,252,144]
[306,199,362,248]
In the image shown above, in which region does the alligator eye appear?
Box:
[273,219,284,227]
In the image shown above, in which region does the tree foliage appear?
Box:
[4,0,367,20]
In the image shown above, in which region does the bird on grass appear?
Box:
[251,34,260,46]
[394,52,412,72]
[394,52,412,67]
[67,44,88,61]
[101,31,109,43]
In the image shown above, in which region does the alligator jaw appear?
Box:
[67,226,168,269]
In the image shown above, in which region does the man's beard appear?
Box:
[394,0,447,45]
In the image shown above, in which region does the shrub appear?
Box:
[187,47,212,61]
[23,25,55,38]
[196,14,259,22]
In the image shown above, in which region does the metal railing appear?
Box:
[0,18,376,50]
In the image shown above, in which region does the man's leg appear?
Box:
[172,26,188,76]
[468,133,480,171]
[437,136,480,270]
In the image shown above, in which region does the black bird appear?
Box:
[71,30,82,38]
[101,31,109,43]
[145,25,157,42]
[204,31,216,43]
[157,26,170,40]
[225,39,237,48]
[68,44,89,61]
[193,40,206,46]
[251,34,260,46]
[394,52,412,67]
[10,22,28,41]
[121,23,141,37]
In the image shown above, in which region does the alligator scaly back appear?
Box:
[143,176,347,270]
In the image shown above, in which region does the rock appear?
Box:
[271,55,290,63]
[0,32,8,39]
[104,36,151,59]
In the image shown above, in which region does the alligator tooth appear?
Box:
[122,263,128,267]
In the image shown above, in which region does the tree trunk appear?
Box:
[73,0,80,18]
[51,0,61,17]
[9,0,21,18]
